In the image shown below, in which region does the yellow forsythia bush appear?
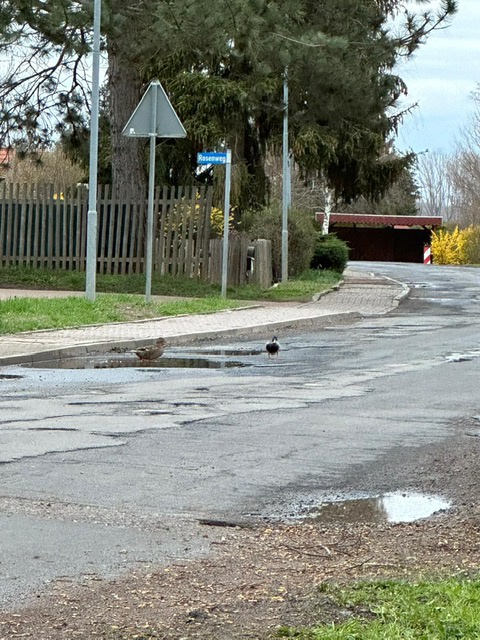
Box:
[210,204,234,236]
[167,194,233,237]
[431,227,467,265]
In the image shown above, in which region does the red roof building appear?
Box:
[0,148,12,165]
[315,212,442,263]
[0,149,13,179]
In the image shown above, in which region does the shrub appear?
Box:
[431,227,467,265]
[462,225,480,264]
[240,202,317,280]
[310,233,349,273]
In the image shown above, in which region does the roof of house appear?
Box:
[0,148,12,165]
[315,212,442,228]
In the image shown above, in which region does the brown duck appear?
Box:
[135,337,167,361]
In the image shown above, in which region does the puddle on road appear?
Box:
[20,355,250,370]
[445,350,480,363]
[194,348,262,356]
[299,492,450,524]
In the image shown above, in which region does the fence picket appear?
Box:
[46,184,54,269]
[5,182,14,267]
[0,182,6,262]
[188,186,197,275]
[179,188,190,275]
[202,187,212,279]
[52,185,61,269]
[171,186,184,276]
[18,183,27,265]
[66,186,75,270]
[157,186,167,275]
[11,183,19,266]
[134,198,146,274]
[78,186,87,271]
[33,183,41,268]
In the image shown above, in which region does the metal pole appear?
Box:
[281,68,289,283]
[85,0,102,302]
[287,152,292,209]
[221,149,232,298]
[145,83,158,303]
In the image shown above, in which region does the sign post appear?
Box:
[197,150,231,298]
[282,68,290,284]
[85,0,102,302]
[123,80,186,302]
[145,82,158,304]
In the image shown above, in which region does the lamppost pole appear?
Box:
[85,0,102,302]
[281,67,290,283]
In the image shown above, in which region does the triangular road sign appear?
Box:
[122,80,186,138]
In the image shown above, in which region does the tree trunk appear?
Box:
[107,40,147,200]
[322,185,334,235]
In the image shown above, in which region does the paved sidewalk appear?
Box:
[0,270,408,366]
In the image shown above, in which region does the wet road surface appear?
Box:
[0,262,479,606]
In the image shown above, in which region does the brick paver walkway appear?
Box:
[0,270,407,365]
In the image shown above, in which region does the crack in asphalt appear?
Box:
[0,440,126,465]
[67,398,167,406]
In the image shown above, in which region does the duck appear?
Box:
[266,336,280,358]
[135,337,167,361]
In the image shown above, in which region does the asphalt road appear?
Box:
[0,262,479,607]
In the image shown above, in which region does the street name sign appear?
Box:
[197,151,227,165]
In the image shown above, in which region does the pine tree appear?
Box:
[0,0,457,208]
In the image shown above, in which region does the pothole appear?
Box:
[289,492,450,524]
[20,355,251,370]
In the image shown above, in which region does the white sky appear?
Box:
[395,0,480,155]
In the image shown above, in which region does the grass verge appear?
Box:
[0,267,341,334]
[277,576,480,639]
[0,294,241,335]
[0,266,341,302]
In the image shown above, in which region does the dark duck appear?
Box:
[266,336,280,358]
[135,337,167,361]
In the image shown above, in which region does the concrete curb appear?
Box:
[0,311,362,367]
[381,275,411,305]
[0,271,407,368]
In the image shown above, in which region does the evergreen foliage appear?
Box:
[311,234,349,273]
[344,156,420,215]
[0,0,458,210]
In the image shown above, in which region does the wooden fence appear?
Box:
[0,183,213,277]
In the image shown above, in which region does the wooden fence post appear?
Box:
[252,239,272,289]
[208,236,272,288]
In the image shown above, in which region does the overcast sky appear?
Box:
[395,0,480,155]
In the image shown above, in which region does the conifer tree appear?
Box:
[0,0,457,209]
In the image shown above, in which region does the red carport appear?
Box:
[315,213,443,263]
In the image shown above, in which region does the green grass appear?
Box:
[277,577,480,639]
[0,294,242,335]
[228,270,340,302]
[0,266,341,334]
[0,266,341,301]
[0,266,221,297]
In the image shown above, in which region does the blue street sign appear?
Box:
[197,151,228,165]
